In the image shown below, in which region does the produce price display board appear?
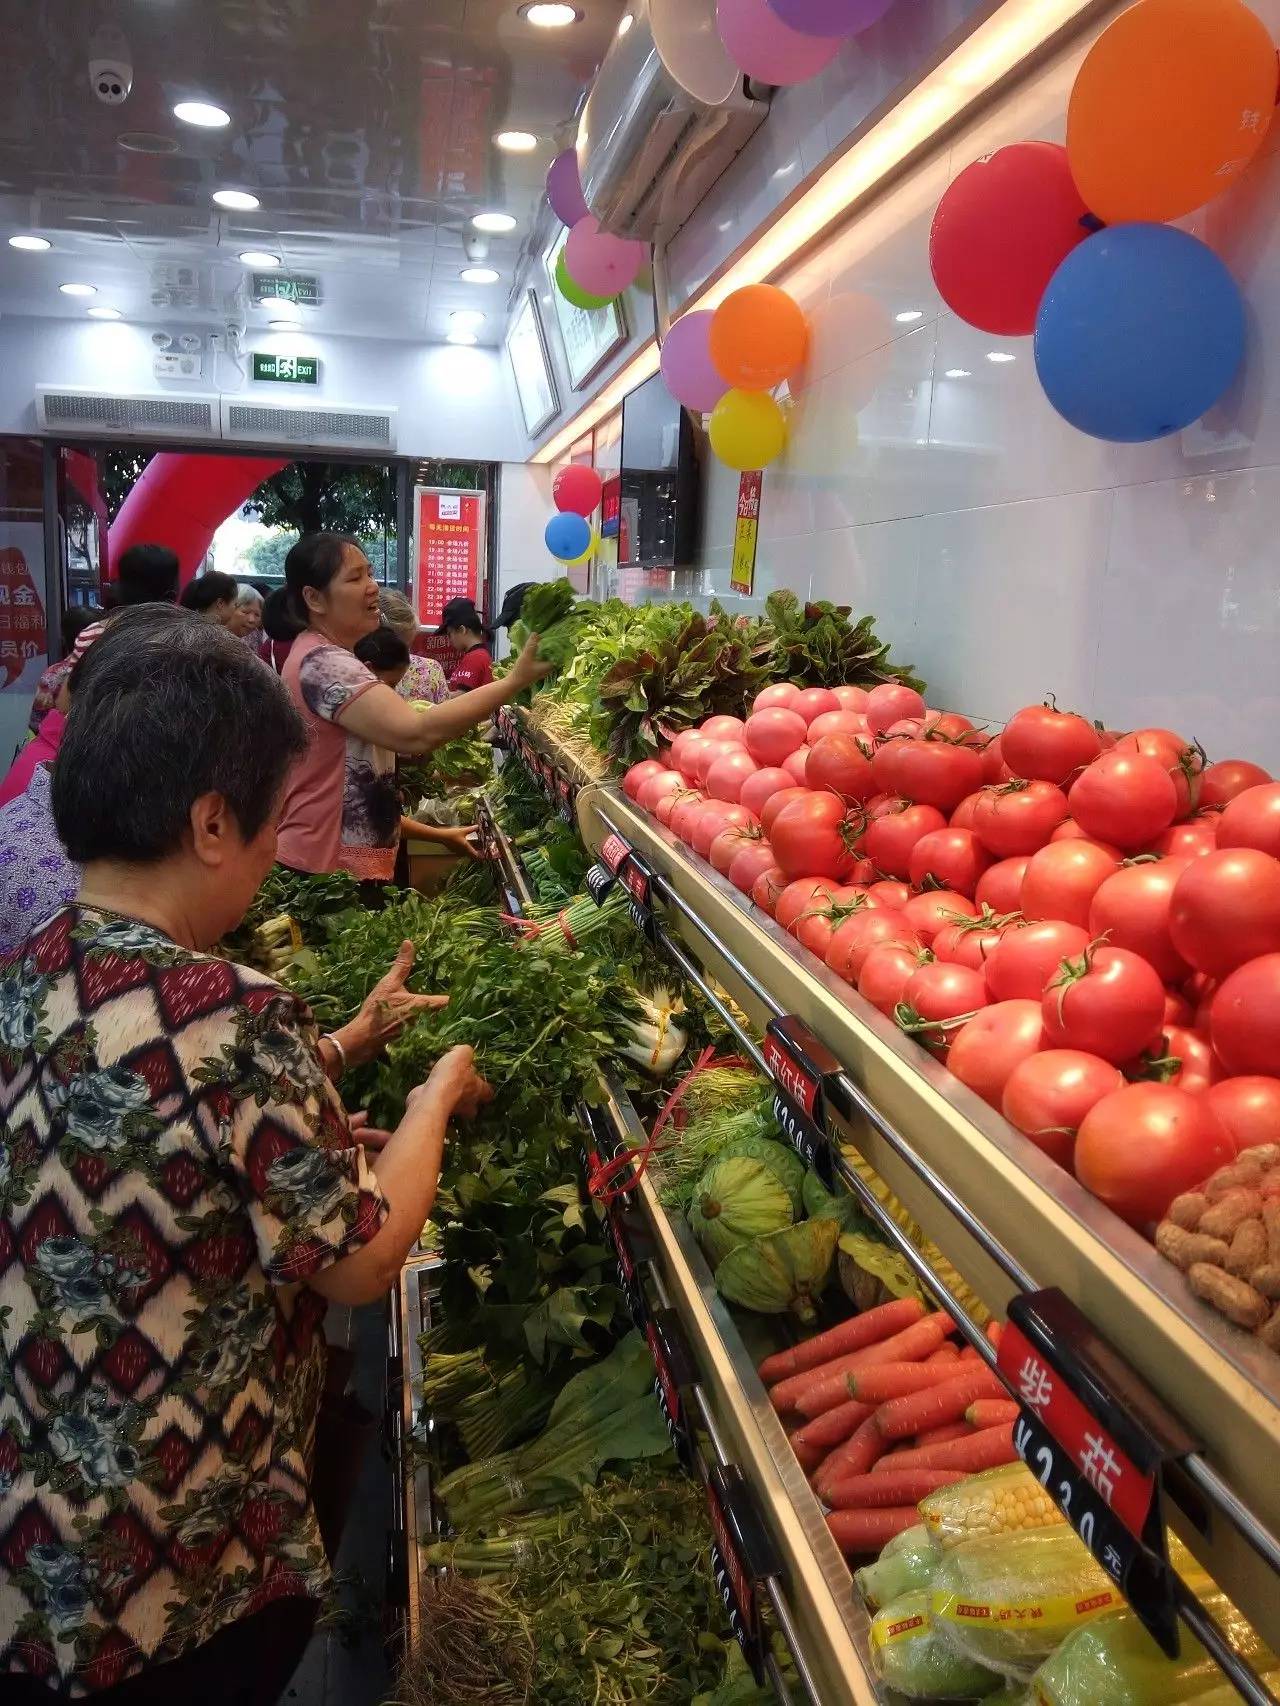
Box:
[762,1015,844,1188]
[412,486,485,630]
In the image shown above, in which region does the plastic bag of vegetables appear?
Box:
[854,1523,941,1612]
[690,1155,795,1268]
[870,1590,1006,1699]
[714,1219,840,1325]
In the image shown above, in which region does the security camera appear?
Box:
[89,27,132,104]
[464,233,490,263]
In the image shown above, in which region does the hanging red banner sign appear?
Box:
[413,488,486,629]
[731,471,762,595]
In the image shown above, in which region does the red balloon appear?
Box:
[552,464,603,517]
[929,142,1093,336]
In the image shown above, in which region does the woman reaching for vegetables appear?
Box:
[0,607,492,1703]
[275,533,551,882]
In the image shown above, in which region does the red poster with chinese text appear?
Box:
[413,489,485,629]
[0,542,47,687]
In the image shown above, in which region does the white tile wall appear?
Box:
[682,0,1280,771]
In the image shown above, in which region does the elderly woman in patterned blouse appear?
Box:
[0,604,489,1704]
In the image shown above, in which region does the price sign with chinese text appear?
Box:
[646,1307,698,1467]
[413,487,485,629]
[599,832,632,875]
[705,1465,782,1681]
[585,863,616,906]
[762,1016,845,1186]
[730,471,762,596]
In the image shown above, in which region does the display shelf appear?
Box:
[501,709,1280,1703]
[393,1253,446,1661]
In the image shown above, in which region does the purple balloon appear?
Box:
[716,0,841,83]
[660,311,729,414]
[765,0,894,39]
[546,149,589,228]
[564,216,646,299]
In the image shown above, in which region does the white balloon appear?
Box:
[651,0,741,105]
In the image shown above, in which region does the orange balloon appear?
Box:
[1067,0,1276,225]
[708,284,809,390]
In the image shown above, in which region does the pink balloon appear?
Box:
[766,0,894,38]
[565,215,646,298]
[546,149,589,228]
[716,0,840,84]
[660,311,728,414]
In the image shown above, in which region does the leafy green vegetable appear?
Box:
[765,588,924,693]
[713,1218,840,1324]
[690,1155,795,1268]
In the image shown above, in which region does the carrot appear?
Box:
[757,1297,925,1385]
[814,1414,886,1501]
[787,1433,826,1475]
[966,1399,1019,1430]
[916,1420,972,1447]
[827,1468,967,1509]
[926,1343,961,1364]
[827,1506,920,1554]
[770,1313,954,1415]
[870,1423,1016,1475]
[790,1398,874,1456]
[875,1367,1006,1441]
[843,1360,973,1406]
[987,1320,1004,1350]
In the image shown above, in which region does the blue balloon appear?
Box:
[544,511,591,561]
[1034,224,1244,443]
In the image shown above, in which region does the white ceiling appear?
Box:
[0,0,623,347]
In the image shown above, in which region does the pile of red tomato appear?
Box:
[621,686,1280,1239]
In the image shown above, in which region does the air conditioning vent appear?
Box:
[35,387,219,439]
[221,399,396,450]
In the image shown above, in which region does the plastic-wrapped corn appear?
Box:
[920,1463,1067,1551]
[870,1590,1006,1700]
[854,1524,941,1612]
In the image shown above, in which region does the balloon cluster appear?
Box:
[713,0,894,89]
[544,464,603,563]
[546,151,646,310]
[928,0,1269,442]
[661,284,809,469]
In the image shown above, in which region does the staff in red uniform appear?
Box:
[438,597,494,691]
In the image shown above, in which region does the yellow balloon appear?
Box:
[708,389,786,470]
[568,525,600,565]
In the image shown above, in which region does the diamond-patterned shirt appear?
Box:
[0,905,389,1694]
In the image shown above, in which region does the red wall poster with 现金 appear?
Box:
[413,488,487,632]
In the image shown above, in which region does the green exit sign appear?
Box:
[253,353,319,385]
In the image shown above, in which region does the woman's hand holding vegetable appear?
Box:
[414,1044,493,1121]
[325,940,447,1073]
[339,634,554,757]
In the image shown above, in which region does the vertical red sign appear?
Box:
[414,490,484,629]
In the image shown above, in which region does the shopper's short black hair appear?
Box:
[261,586,300,643]
[179,570,239,614]
[115,543,180,605]
[353,625,410,674]
[62,606,102,646]
[53,604,306,864]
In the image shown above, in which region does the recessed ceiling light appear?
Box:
[447,329,479,345]
[944,368,971,378]
[472,211,516,234]
[617,12,634,33]
[519,2,581,25]
[895,309,924,323]
[173,100,231,129]
[450,309,485,328]
[494,130,537,153]
[986,350,1016,363]
[240,249,281,267]
[460,266,500,285]
[269,318,302,331]
[212,188,260,211]
[59,282,97,297]
[87,306,122,320]
[9,234,50,252]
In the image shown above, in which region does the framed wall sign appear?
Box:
[506,290,559,437]
[545,228,629,391]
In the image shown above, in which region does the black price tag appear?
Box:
[621,853,659,943]
[705,1465,782,1682]
[762,1016,846,1185]
[585,863,616,906]
[609,1201,651,1329]
[646,1307,698,1468]
[557,776,574,825]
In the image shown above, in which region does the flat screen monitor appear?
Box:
[618,373,701,570]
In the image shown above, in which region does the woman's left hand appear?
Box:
[347,1110,396,1150]
[439,824,486,861]
[340,941,447,1067]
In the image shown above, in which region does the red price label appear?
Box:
[762,1031,819,1119]
[998,1322,1156,1539]
[601,832,631,875]
[621,861,650,907]
[706,1481,759,1643]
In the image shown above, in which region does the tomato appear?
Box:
[976,855,1031,914]
[744,708,808,768]
[806,734,875,802]
[728,838,777,894]
[981,733,1011,784]
[894,736,985,813]
[908,827,992,898]
[950,792,984,831]
[933,905,1020,971]
[705,748,760,802]
[1163,990,1195,1028]
[1074,1084,1234,1227]
[845,856,877,886]
[776,877,843,933]
[864,802,947,878]
[1200,758,1271,809]
[691,801,753,859]
[868,878,912,908]
[885,717,926,741]
[948,1001,1045,1109]
[1050,818,1090,841]
[669,791,706,841]
[791,687,842,725]
[984,920,1090,1002]
[654,787,695,826]
[1087,857,1192,983]
[1149,817,1217,860]
[1114,728,1203,816]
[753,683,801,714]
[1168,849,1280,978]
[1002,1050,1123,1167]
[666,731,697,772]
[1216,783,1280,859]
[858,942,926,1015]
[1041,944,1165,1064]
[1210,954,1280,1076]
[870,739,909,796]
[783,748,812,785]
[1020,839,1121,928]
[1206,1077,1280,1154]
[1135,1025,1222,1093]
[751,865,788,916]
[825,908,917,982]
[902,889,978,946]
[807,710,867,744]
[1001,701,1102,785]
[636,768,686,812]
[1069,752,1178,848]
[831,684,870,712]
[931,711,979,741]
[675,734,716,784]
[691,738,738,786]
[700,714,747,744]
[770,793,863,880]
[709,822,764,876]
[865,683,926,737]
[760,786,811,837]
[972,780,1069,857]
[623,759,666,801]
[739,766,794,819]
[794,885,874,957]
[898,960,989,1054]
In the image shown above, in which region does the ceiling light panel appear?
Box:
[173,101,231,129]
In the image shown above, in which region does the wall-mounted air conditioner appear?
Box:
[220,398,396,452]
[577,0,768,243]
[35,386,220,440]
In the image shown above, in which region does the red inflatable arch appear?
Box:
[107,453,288,586]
